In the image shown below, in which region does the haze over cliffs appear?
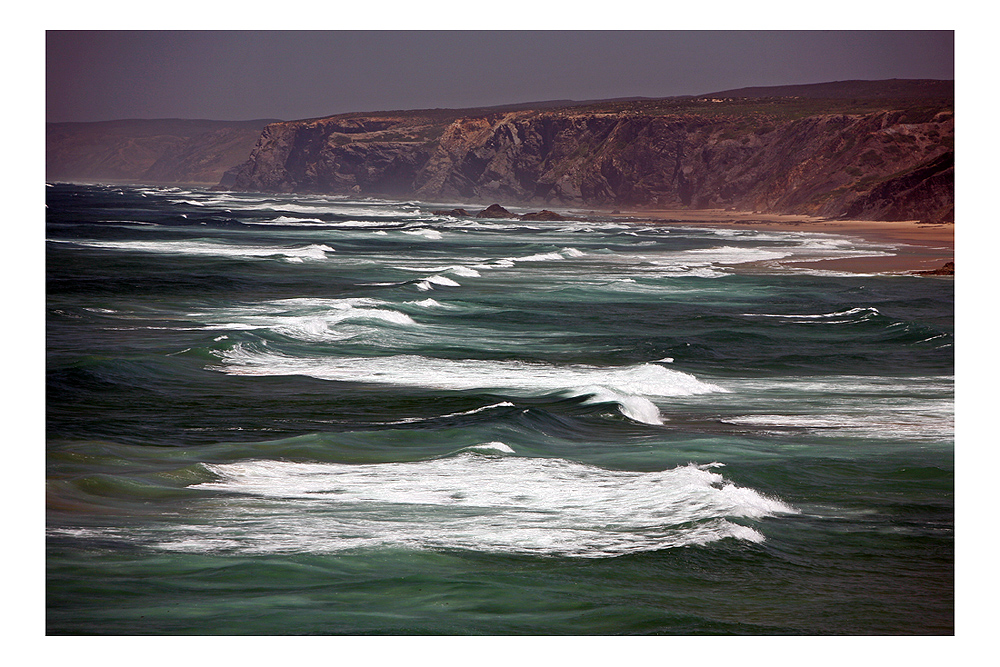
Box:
[46,118,277,186]
[47,80,954,224]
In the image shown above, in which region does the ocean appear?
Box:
[45,182,953,635]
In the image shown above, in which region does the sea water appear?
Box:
[46,183,953,635]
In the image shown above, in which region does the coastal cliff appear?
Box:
[230,81,953,223]
[46,118,278,186]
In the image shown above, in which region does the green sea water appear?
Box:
[46,183,953,635]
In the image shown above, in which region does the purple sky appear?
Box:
[46,30,954,123]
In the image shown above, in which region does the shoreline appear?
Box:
[49,182,954,274]
[597,208,954,274]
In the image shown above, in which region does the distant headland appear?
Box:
[46,79,953,225]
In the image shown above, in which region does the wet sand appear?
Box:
[599,208,954,274]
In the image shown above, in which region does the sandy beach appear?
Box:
[600,208,954,274]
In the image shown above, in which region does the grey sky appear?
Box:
[46,30,954,123]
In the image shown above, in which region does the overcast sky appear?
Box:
[46,30,954,123]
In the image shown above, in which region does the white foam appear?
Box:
[242,215,326,225]
[568,386,666,425]
[583,227,898,276]
[70,239,335,262]
[402,228,444,240]
[724,415,861,428]
[517,251,566,262]
[266,309,416,341]
[459,441,516,455]
[743,307,880,320]
[407,298,448,308]
[260,202,424,219]
[485,259,516,269]
[678,245,793,265]
[446,265,481,277]
[139,458,797,557]
[721,411,953,439]
[188,298,419,341]
[395,264,480,277]
[415,275,461,291]
[215,351,727,425]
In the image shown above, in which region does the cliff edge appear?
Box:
[230,81,953,223]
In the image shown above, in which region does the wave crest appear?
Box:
[102,459,798,558]
[214,351,726,425]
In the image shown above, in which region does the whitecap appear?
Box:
[677,245,793,265]
[742,307,880,320]
[415,275,461,291]
[402,228,444,240]
[456,441,516,455]
[215,351,727,425]
[68,239,335,262]
[721,411,952,440]
[147,458,798,557]
[394,264,480,278]
[243,215,326,225]
[188,298,419,341]
[407,298,448,308]
[517,252,566,262]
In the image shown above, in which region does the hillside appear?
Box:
[229,80,953,223]
[46,80,954,223]
[46,118,278,185]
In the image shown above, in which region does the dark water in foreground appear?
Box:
[46,183,953,635]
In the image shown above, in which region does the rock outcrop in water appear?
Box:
[914,261,955,276]
[475,204,515,219]
[229,80,953,224]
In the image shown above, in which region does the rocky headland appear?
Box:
[228,80,953,224]
[46,80,954,226]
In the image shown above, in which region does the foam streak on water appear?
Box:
[45,185,955,635]
[65,238,336,262]
[94,458,794,558]
[214,349,727,424]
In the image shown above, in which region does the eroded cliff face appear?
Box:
[230,105,954,223]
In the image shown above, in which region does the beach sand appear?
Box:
[597,208,954,274]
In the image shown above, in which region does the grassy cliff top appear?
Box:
[298,79,953,125]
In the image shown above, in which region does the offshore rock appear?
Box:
[520,210,566,221]
[476,204,515,218]
[914,261,954,276]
